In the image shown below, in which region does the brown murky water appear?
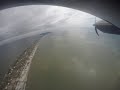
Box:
[26,27,120,90]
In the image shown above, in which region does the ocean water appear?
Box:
[26,26,120,90]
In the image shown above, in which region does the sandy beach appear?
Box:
[0,41,39,90]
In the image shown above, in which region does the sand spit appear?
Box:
[0,41,39,90]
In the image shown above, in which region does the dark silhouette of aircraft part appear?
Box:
[93,20,120,36]
[95,27,99,36]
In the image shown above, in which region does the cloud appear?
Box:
[0,5,95,45]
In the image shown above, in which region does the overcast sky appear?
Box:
[0,5,98,46]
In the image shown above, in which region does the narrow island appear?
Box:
[0,32,51,90]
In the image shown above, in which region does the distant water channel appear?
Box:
[26,26,120,90]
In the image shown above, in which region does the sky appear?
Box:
[0,5,97,46]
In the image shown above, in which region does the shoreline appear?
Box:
[15,42,39,90]
[0,41,39,90]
